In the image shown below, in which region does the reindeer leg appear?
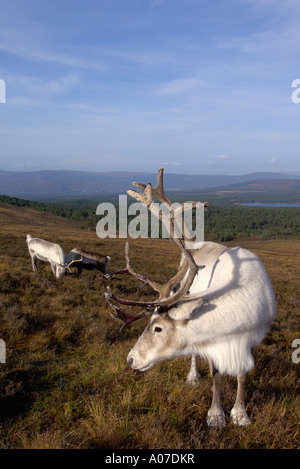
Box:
[207,360,225,428]
[50,261,56,276]
[186,354,200,385]
[230,373,251,426]
[31,253,38,272]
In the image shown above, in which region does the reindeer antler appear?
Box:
[126,168,205,309]
[65,254,83,273]
[130,167,171,205]
[105,286,150,332]
[105,168,207,328]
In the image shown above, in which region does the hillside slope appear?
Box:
[0,204,299,449]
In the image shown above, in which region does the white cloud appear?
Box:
[205,154,232,166]
[268,157,277,164]
[157,78,204,96]
[8,72,80,97]
[12,161,43,170]
[8,96,39,106]
[0,27,105,70]
[104,48,174,67]
[159,161,182,166]
[43,74,80,94]
[213,154,232,160]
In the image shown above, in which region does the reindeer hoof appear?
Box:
[230,409,251,427]
[207,409,226,428]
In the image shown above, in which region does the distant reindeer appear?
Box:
[26,235,65,278]
[105,168,276,428]
[65,248,111,276]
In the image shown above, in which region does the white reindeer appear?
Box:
[105,169,276,428]
[26,235,66,279]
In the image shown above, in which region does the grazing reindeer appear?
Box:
[26,235,65,278]
[65,248,111,276]
[105,168,276,428]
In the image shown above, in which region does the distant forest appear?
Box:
[1,194,299,242]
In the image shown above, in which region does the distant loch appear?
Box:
[240,203,300,207]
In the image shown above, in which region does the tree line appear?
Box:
[1,194,299,241]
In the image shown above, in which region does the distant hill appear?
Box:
[0,169,299,198]
[195,178,300,205]
[212,178,300,192]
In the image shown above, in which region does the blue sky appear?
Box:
[0,0,300,175]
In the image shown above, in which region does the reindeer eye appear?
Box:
[154,326,163,333]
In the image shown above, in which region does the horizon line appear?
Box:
[1,168,299,177]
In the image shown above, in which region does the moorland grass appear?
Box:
[0,203,299,449]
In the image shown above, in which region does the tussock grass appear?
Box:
[0,203,299,449]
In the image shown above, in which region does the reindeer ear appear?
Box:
[168,297,203,321]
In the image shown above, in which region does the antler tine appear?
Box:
[151,167,171,205]
[65,255,83,273]
[108,243,166,292]
[131,167,171,206]
[105,287,148,332]
[105,286,157,308]
[127,182,153,209]
[125,242,168,295]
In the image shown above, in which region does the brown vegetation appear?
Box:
[0,203,299,449]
